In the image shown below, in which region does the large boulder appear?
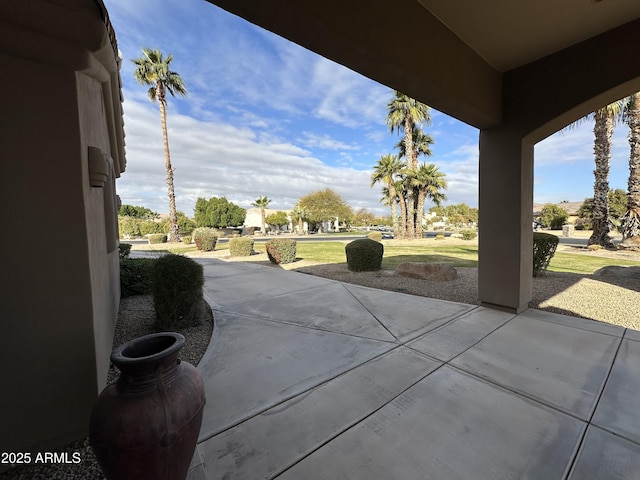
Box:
[395,262,457,281]
[593,265,640,279]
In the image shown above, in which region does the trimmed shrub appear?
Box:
[460,230,477,240]
[182,235,192,245]
[229,237,254,257]
[345,238,384,272]
[193,227,218,251]
[151,254,204,329]
[435,234,445,240]
[265,239,297,264]
[120,258,156,297]
[148,233,167,244]
[118,242,132,259]
[533,232,559,277]
[367,232,383,242]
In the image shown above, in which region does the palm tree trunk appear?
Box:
[620,92,640,250]
[397,193,408,240]
[416,186,426,234]
[159,95,180,243]
[389,185,399,237]
[589,109,615,248]
[261,208,266,234]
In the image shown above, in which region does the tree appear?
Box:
[290,204,308,234]
[409,162,447,229]
[265,211,289,231]
[577,189,627,222]
[371,154,405,238]
[386,91,434,238]
[352,208,376,227]
[298,188,353,230]
[132,48,187,242]
[620,91,640,250]
[539,204,569,230]
[252,196,271,234]
[194,196,246,228]
[118,204,158,219]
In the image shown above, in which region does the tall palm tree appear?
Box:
[620,91,640,250]
[371,154,405,238]
[132,48,186,243]
[252,196,271,234]
[409,163,448,228]
[386,91,432,238]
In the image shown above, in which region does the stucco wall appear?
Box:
[0,0,124,454]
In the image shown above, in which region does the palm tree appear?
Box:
[132,48,186,243]
[620,91,640,250]
[409,163,448,229]
[252,196,271,234]
[371,154,405,238]
[290,204,308,234]
[386,91,432,238]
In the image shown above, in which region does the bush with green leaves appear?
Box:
[533,232,559,277]
[460,230,477,240]
[345,238,383,272]
[151,254,204,329]
[265,239,297,264]
[120,258,156,297]
[539,204,569,230]
[229,237,254,256]
[192,227,218,251]
[148,233,167,244]
[367,232,383,242]
[182,235,192,245]
[118,243,132,259]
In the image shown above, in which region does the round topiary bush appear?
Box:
[192,227,218,251]
[229,237,254,257]
[151,254,204,329]
[265,239,297,264]
[367,231,383,242]
[345,238,384,272]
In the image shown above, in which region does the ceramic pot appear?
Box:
[90,332,205,480]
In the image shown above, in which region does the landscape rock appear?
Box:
[395,262,457,281]
[593,265,640,280]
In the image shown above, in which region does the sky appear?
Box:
[104,0,632,217]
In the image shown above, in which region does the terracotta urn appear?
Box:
[90,332,205,480]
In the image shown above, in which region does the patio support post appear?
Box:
[478,126,534,313]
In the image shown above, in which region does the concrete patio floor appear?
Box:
[186,258,640,479]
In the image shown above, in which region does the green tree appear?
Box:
[539,204,569,230]
[578,189,627,222]
[386,91,433,239]
[194,197,246,228]
[265,211,289,230]
[132,48,187,243]
[621,91,640,250]
[290,204,308,234]
[409,162,447,229]
[176,211,196,235]
[371,154,405,238]
[119,204,158,219]
[298,188,353,231]
[252,195,271,234]
[353,208,376,227]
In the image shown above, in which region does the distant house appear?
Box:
[244,208,293,233]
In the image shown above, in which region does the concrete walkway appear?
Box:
[186,258,640,479]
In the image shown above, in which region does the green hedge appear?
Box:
[460,230,477,240]
[151,254,204,329]
[265,239,297,264]
[120,258,156,297]
[229,237,254,256]
[345,238,383,272]
[533,232,559,277]
[192,227,218,251]
[118,242,132,259]
[148,233,167,244]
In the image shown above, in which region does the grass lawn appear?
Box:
[284,241,639,275]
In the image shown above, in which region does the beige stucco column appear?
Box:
[478,127,534,313]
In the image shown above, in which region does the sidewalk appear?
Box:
[186,258,640,479]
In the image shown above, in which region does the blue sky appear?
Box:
[105,0,632,216]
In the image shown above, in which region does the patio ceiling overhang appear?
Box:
[205,0,640,132]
